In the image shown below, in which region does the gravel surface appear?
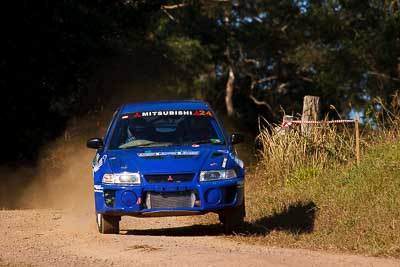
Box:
[0,209,398,267]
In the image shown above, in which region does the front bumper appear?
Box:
[94,177,244,217]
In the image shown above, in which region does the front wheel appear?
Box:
[219,203,245,234]
[96,213,120,234]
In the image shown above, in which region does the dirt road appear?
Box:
[0,139,398,267]
[0,209,398,267]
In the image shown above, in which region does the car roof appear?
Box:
[120,100,211,114]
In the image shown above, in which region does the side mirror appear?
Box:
[230,133,244,145]
[86,138,104,149]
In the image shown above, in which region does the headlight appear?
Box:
[199,169,237,182]
[102,172,141,185]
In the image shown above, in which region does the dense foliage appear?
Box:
[1,0,399,162]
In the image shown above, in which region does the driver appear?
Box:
[125,117,148,144]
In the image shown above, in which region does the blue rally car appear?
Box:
[87,100,245,234]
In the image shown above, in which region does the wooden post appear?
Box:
[355,117,360,166]
[301,96,320,134]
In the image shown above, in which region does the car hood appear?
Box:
[106,146,229,174]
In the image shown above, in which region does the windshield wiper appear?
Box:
[176,139,224,146]
[119,140,158,149]
[134,142,159,147]
[192,139,215,144]
[136,142,174,148]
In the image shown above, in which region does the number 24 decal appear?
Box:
[193,110,213,117]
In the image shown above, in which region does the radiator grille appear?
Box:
[145,191,195,209]
[144,173,194,183]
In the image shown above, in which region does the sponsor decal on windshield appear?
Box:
[129,110,213,118]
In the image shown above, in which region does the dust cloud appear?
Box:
[0,114,110,232]
[0,114,108,212]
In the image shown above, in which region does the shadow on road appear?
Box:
[244,201,318,235]
[122,201,317,237]
[123,223,224,237]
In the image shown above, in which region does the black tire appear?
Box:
[218,213,225,224]
[219,203,245,234]
[96,213,120,234]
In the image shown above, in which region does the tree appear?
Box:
[153,0,400,125]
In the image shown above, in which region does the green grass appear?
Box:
[240,140,400,257]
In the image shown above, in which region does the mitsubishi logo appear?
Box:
[167,175,174,182]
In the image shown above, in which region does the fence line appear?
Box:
[281,117,360,166]
[291,119,355,124]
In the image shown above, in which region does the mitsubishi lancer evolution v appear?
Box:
[87,100,245,234]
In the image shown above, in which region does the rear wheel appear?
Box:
[96,213,120,234]
[219,203,245,234]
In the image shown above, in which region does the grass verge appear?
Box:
[238,139,400,257]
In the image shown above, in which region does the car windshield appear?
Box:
[109,110,225,149]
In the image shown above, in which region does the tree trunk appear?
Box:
[301,95,320,134]
[223,7,235,117]
[225,66,235,116]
